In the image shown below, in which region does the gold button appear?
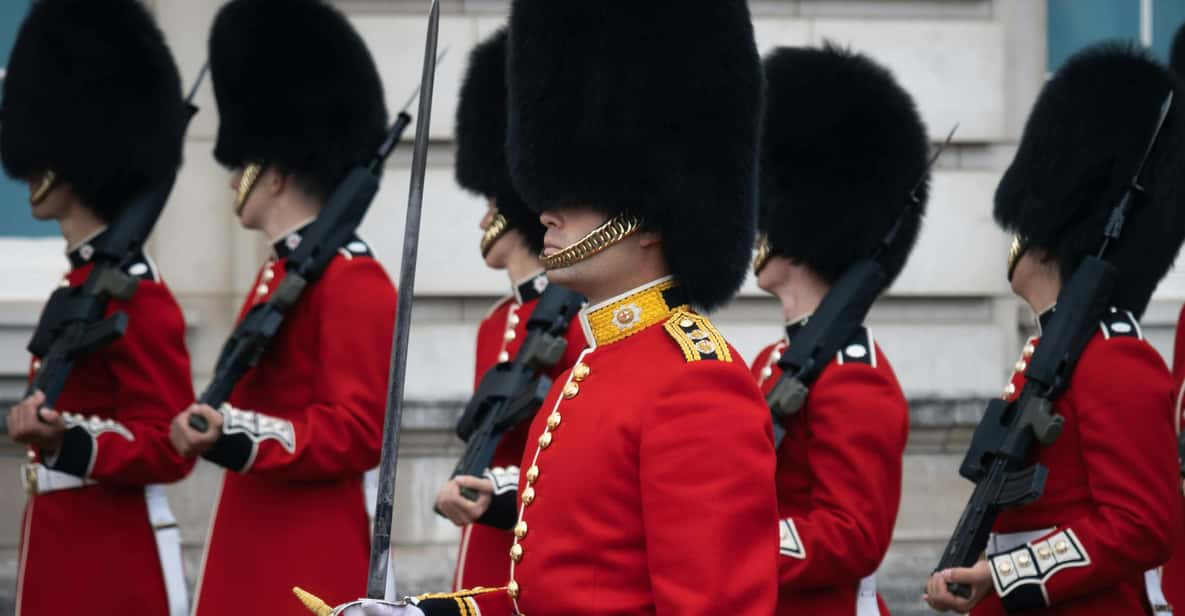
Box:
[522,486,535,505]
[1003,383,1016,397]
[695,339,717,354]
[59,278,70,288]
[1037,547,1052,560]
[505,330,517,342]
[498,351,510,363]
[760,367,772,379]
[688,329,708,340]
[514,520,528,538]
[1023,343,1035,357]
[1054,540,1069,554]
[572,363,591,381]
[32,360,41,371]
[1016,554,1031,567]
[546,412,562,430]
[771,351,783,362]
[998,561,1013,575]
[507,580,520,598]
[255,283,269,296]
[538,430,553,449]
[1014,360,1027,373]
[679,318,694,328]
[526,465,539,483]
[562,382,580,399]
[509,543,523,562]
[262,269,275,281]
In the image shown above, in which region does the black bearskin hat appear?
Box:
[209,0,387,200]
[506,1,763,310]
[0,0,186,222]
[1172,22,1185,77]
[995,43,1185,317]
[455,28,544,253]
[760,44,929,289]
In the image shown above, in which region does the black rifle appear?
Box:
[188,80,430,432]
[440,284,585,506]
[765,125,956,447]
[1178,432,1184,478]
[935,91,1173,598]
[26,66,208,410]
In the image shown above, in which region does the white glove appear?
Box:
[335,599,424,616]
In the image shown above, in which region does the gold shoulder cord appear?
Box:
[540,213,642,270]
[480,210,510,257]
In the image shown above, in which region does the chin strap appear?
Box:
[539,213,641,270]
[480,209,510,257]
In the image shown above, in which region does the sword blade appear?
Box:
[367,0,441,600]
[186,61,210,105]
[910,123,959,201]
[1131,90,1174,188]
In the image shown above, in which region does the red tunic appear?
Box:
[975,309,1181,615]
[1163,303,1185,614]
[17,239,195,616]
[193,228,396,614]
[750,321,906,616]
[452,272,586,591]
[455,278,779,616]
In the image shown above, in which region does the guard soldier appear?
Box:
[751,45,928,615]
[165,0,397,613]
[924,43,1185,614]
[295,1,778,614]
[433,27,587,591]
[2,1,194,614]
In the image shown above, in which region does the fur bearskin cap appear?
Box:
[209,0,388,200]
[0,0,186,222]
[760,44,930,289]
[995,43,1185,317]
[455,28,544,253]
[505,1,763,310]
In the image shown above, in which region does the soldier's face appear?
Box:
[755,254,792,294]
[540,207,651,300]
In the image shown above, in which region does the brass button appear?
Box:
[505,330,517,342]
[262,268,275,281]
[32,360,41,371]
[514,520,528,538]
[509,543,523,562]
[255,283,269,296]
[572,363,591,381]
[538,430,553,449]
[679,318,694,328]
[546,412,562,430]
[562,382,580,399]
[498,351,510,363]
[526,465,539,483]
[688,329,708,340]
[1054,540,1069,554]
[59,278,70,288]
[1016,554,1031,567]
[508,312,520,326]
[522,486,535,505]
[760,367,772,379]
[998,561,1013,575]
[1037,547,1052,560]
[1023,343,1036,357]
[507,580,520,598]
[1014,360,1027,373]
[1003,383,1016,397]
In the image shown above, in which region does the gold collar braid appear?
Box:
[540,213,642,270]
[480,210,510,258]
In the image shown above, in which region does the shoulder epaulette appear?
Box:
[835,326,876,367]
[663,310,732,362]
[1099,308,1142,340]
[120,252,160,282]
[336,236,373,260]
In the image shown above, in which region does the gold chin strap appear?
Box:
[235,163,264,215]
[539,213,642,270]
[753,234,773,276]
[1007,234,1028,282]
[29,170,58,205]
[480,210,510,258]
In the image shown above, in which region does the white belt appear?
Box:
[856,573,878,616]
[21,463,96,495]
[145,484,187,616]
[991,528,1170,614]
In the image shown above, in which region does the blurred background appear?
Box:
[2,1,1184,614]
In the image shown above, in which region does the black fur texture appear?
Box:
[760,44,929,289]
[455,28,543,253]
[0,0,186,222]
[1172,22,1185,77]
[505,1,763,310]
[209,0,387,200]
[996,43,1185,317]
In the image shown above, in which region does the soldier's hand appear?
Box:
[923,561,992,613]
[8,391,67,451]
[434,475,493,526]
[170,403,223,457]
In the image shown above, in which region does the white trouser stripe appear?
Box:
[145,484,187,616]
[856,573,878,616]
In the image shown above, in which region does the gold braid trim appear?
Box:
[480,210,510,257]
[292,587,333,616]
[235,162,264,215]
[753,234,773,276]
[415,586,507,601]
[539,213,641,270]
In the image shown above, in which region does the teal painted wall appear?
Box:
[0,0,53,237]
[1049,0,1185,71]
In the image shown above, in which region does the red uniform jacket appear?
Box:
[976,309,1181,615]
[193,227,396,614]
[452,271,586,591]
[18,237,195,616]
[750,319,907,616]
[446,277,779,616]
[1163,303,1185,614]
